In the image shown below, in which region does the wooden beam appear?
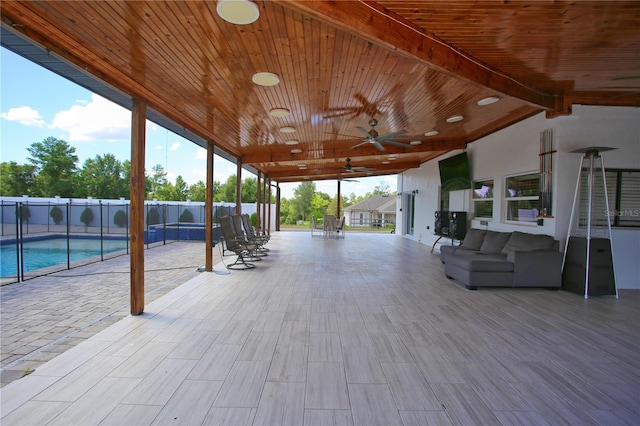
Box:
[256,171,262,234]
[262,176,267,234]
[276,185,281,232]
[267,178,272,235]
[277,0,561,112]
[337,180,342,217]
[241,139,467,164]
[236,158,242,214]
[205,141,214,272]
[130,99,146,316]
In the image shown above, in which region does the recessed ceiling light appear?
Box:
[216,0,260,25]
[290,148,302,154]
[284,139,299,145]
[388,155,398,160]
[280,126,296,133]
[410,140,423,146]
[477,96,500,106]
[269,108,290,117]
[424,130,439,137]
[382,161,390,165]
[446,115,464,123]
[252,72,280,86]
[298,164,306,169]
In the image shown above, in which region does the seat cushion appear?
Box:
[479,231,511,254]
[501,231,556,256]
[462,228,486,250]
[446,253,514,272]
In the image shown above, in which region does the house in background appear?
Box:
[343,194,397,228]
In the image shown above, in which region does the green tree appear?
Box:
[242,177,257,203]
[310,192,330,219]
[49,206,64,224]
[148,164,168,199]
[155,175,188,201]
[79,154,128,198]
[0,161,37,196]
[26,137,78,196]
[179,208,194,223]
[291,181,316,221]
[114,209,128,227]
[187,181,207,202]
[326,194,348,217]
[217,175,237,202]
[80,207,94,227]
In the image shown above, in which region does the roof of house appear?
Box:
[344,195,397,213]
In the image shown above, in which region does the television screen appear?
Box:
[439,152,471,191]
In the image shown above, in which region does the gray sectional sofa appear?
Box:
[440,229,563,290]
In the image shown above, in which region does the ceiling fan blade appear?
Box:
[324,131,362,139]
[377,129,408,139]
[379,136,424,141]
[350,141,371,149]
[356,126,371,138]
[373,141,386,151]
[380,140,414,148]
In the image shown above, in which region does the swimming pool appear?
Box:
[1,236,128,277]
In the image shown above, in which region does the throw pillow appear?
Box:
[501,231,555,256]
[462,228,486,250]
[479,231,511,254]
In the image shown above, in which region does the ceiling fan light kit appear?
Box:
[216,0,260,25]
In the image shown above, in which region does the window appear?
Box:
[472,179,493,219]
[505,173,539,223]
[579,168,640,228]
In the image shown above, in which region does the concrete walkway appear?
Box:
[1,241,224,387]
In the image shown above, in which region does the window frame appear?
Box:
[504,172,540,225]
[472,178,494,220]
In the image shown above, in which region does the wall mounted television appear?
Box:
[439,152,471,192]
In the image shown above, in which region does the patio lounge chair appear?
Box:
[219,215,258,269]
[310,216,323,237]
[335,216,346,239]
[240,214,269,252]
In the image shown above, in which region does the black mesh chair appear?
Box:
[219,215,257,269]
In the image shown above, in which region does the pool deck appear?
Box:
[1,240,212,386]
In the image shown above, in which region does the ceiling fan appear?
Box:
[344,158,374,173]
[350,118,418,152]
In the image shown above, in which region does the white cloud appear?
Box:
[195,147,207,160]
[192,168,207,181]
[155,145,163,150]
[170,142,180,151]
[51,94,130,142]
[0,106,46,127]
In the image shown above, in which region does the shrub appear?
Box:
[18,205,30,222]
[114,209,128,227]
[147,207,161,226]
[179,208,194,223]
[50,206,63,224]
[250,212,257,227]
[80,207,94,226]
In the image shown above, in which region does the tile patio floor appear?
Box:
[1,231,639,425]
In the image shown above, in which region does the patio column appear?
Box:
[205,141,214,271]
[267,178,272,235]
[256,171,262,233]
[262,176,267,234]
[337,180,342,217]
[276,184,281,232]
[236,157,242,214]
[130,99,146,315]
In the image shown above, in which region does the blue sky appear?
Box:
[0,47,395,199]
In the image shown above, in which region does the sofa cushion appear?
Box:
[462,228,486,250]
[446,253,513,272]
[501,231,556,256]
[479,231,511,254]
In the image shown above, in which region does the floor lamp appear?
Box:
[562,147,618,299]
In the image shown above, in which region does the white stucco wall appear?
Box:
[397,105,640,289]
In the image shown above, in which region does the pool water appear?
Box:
[1,237,128,277]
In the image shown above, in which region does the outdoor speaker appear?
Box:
[448,211,467,240]
[434,211,449,235]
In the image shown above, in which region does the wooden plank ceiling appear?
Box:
[2,1,639,183]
